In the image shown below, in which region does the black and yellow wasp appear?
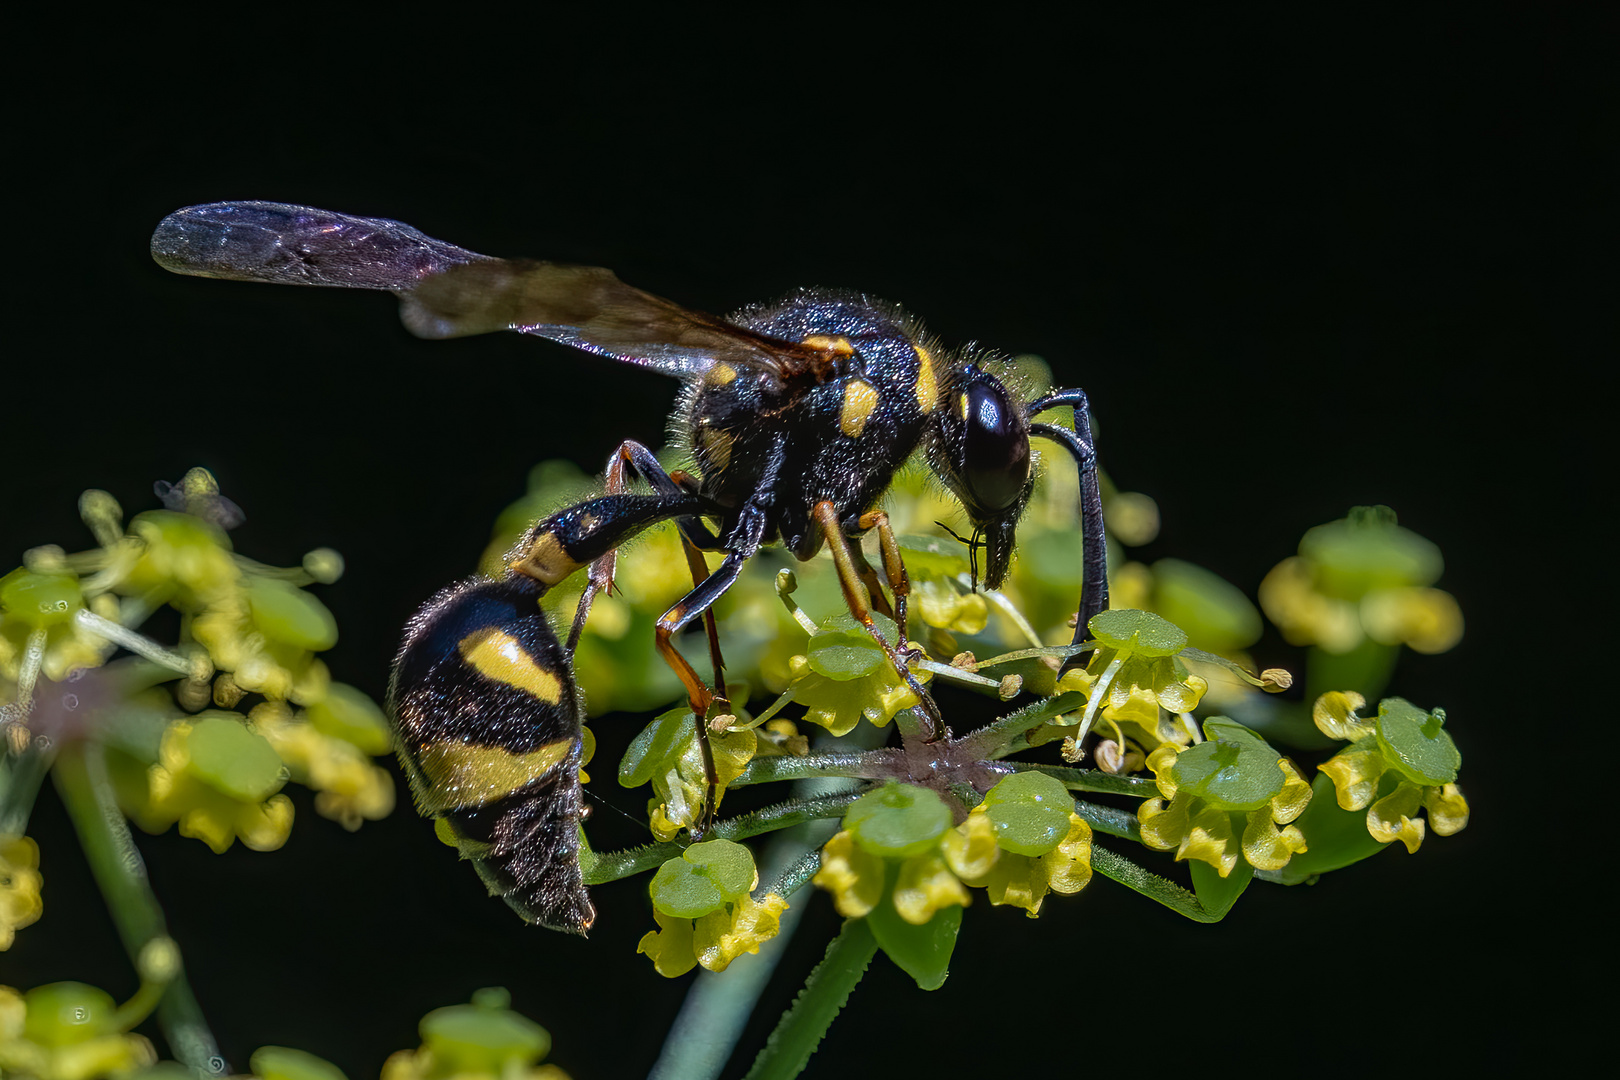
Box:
[150,202,1109,934]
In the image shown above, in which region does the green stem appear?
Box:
[1088,843,1226,923]
[709,792,864,843]
[583,792,863,886]
[1012,762,1158,798]
[732,749,902,787]
[0,736,54,837]
[1069,799,1143,842]
[952,691,1087,760]
[53,742,224,1072]
[742,919,878,1080]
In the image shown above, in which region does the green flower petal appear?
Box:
[981,771,1074,856]
[0,569,84,628]
[846,782,952,858]
[250,1047,350,1080]
[1169,719,1284,812]
[1373,698,1460,786]
[247,577,338,651]
[1088,609,1188,656]
[806,612,900,680]
[419,988,551,1072]
[650,839,758,918]
[185,715,286,801]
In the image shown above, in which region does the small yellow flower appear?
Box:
[1242,806,1309,871]
[693,893,790,971]
[636,909,699,978]
[1318,749,1386,811]
[958,809,1096,917]
[1138,737,1310,878]
[0,982,157,1080]
[1313,690,1374,742]
[1312,694,1468,854]
[1425,783,1470,835]
[1359,587,1464,654]
[251,703,394,831]
[812,830,885,918]
[786,654,922,737]
[891,851,971,925]
[1367,780,1427,854]
[1043,814,1094,895]
[940,812,1000,881]
[912,578,988,635]
[0,837,43,950]
[126,718,295,854]
[637,895,790,977]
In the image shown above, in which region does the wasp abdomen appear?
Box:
[388,575,594,935]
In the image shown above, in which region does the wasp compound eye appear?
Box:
[960,376,1031,513]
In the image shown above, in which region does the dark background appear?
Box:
[6,8,1596,1078]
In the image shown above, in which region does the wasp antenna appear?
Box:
[934,520,985,590]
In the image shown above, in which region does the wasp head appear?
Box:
[931,367,1033,590]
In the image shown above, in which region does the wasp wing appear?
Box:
[151,202,489,289]
[402,258,833,381]
[153,202,831,383]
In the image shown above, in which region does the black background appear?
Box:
[5,8,1597,1078]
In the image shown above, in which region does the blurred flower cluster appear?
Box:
[0,984,571,1080]
[1,469,394,873]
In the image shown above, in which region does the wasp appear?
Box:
[150,202,1110,934]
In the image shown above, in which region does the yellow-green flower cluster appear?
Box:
[1046,609,1208,760]
[637,840,789,977]
[815,775,1093,923]
[1312,691,1468,852]
[381,987,570,1080]
[1137,719,1313,877]
[0,471,394,855]
[1259,506,1463,655]
[0,836,42,950]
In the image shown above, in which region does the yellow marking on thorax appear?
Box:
[697,423,734,472]
[840,378,879,438]
[511,530,580,585]
[706,362,738,386]
[803,334,856,356]
[913,344,939,413]
[459,627,563,703]
[957,391,971,418]
[412,735,576,812]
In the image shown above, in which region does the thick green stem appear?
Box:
[742,919,878,1080]
[53,742,224,1072]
